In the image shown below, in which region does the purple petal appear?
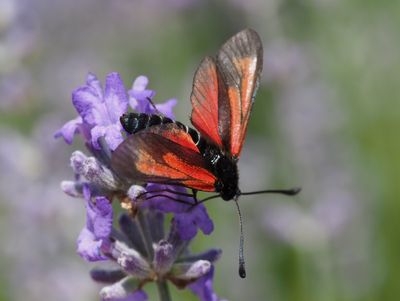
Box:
[128,76,156,113]
[174,205,214,240]
[141,184,189,213]
[155,98,177,119]
[105,72,129,123]
[132,75,149,91]
[189,266,226,301]
[72,85,107,126]
[90,268,126,284]
[77,191,113,261]
[141,184,213,240]
[90,125,107,149]
[73,72,128,129]
[174,215,197,241]
[83,182,91,200]
[103,124,125,151]
[192,205,214,235]
[91,197,113,238]
[77,228,108,261]
[86,72,103,99]
[91,123,124,151]
[54,116,82,144]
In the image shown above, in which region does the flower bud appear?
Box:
[99,277,139,300]
[153,240,174,275]
[112,241,151,279]
[60,180,83,197]
[171,260,211,281]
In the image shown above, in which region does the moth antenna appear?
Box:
[234,195,246,278]
[146,97,161,114]
[241,187,301,197]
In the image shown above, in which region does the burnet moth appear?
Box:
[111,29,300,278]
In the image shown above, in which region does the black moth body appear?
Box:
[120,112,239,200]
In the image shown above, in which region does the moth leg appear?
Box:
[139,188,195,199]
[143,194,194,206]
[137,187,197,206]
[192,189,199,204]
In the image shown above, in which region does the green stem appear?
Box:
[156,280,172,301]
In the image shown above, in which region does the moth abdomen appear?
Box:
[120,113,173,134]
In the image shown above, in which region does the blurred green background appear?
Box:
[1,0,399,300]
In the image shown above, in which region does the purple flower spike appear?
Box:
[77,193,113,262]
[128,76,177,118]
[57,72,128,150]
[59,71,226,300]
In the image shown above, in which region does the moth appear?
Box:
[111,29,299,277]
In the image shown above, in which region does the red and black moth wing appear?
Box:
[190,57,223,148]
[190,28,263,158]
[111,123,217,192]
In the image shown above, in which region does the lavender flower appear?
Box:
[55,72,129,151]
[57,73,225,301]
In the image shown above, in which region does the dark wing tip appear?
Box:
[237,28,262,43]
[222,28,263,58]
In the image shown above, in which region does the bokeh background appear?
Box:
[1,0,399,300]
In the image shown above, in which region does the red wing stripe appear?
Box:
[191,57,223,147]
